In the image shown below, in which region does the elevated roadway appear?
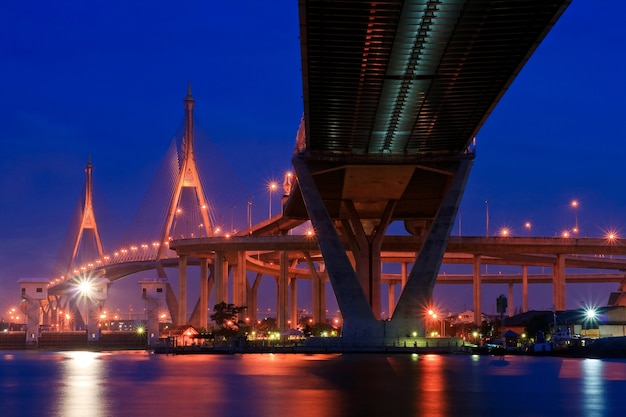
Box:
[279,0,573,341]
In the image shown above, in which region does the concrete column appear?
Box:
[320,272,327,324]
[247,273,262,324]
[401,262,408,289]
[290,277,298,328]
[199,257,208,329]
[233,251,246,307]
[392,158,473,338]
[214,251,227,305]
[473,255,482,326]
[304,252,322,324]
[508,282,514,317]
[554,254,566,310]
[277,251,289,332]
[178,254,188,326]
[387,283,395,317]
[522,265,528,313]
[292,157,375,338]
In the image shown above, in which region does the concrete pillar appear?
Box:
[292,157,375,338]
[473,255,482,326]
[522,265,528,313]
[401,262,408,289]
[290,277,298,328]
[247,273,262,325]
[177,254,188,326]
[553,254,566,310]
[199,258,208,329]
[304,252,323,324]
[508,282,514,317]
[214,251,227,305]
[387,283,395,317]
[320,271,327,324]
[232,251,246,307]
[277,251,289,332]
[392,159,473,338]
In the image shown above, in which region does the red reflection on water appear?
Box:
[418,354,449,417]
[237,354,344,417]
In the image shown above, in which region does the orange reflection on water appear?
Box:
[417,354,449,417]
[237,354,344,417]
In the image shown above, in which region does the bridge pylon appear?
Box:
[66,156,105,278]
[155,83,213,263]
[155,84,214,326]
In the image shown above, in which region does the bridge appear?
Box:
[20,0,621,347]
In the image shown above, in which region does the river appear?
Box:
[1,350,625,417]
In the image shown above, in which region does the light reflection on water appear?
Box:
[57,351,106,417]
[1,351,626,417]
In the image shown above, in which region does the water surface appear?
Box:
[1,351,625,417]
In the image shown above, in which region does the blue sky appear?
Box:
[1,1,625,317]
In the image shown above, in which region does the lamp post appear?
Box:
[485,200,489,237]
[268,181,278,217]
[571,200,579,237]
[525,221,531,236]
[247,196,253,233]
[428,309,444,337]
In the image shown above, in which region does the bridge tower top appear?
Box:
[66,156,105,277]
[156,84,213,262]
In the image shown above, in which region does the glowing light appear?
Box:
[605,230,618,242]
[78,280,92,294]
[499,227,510,237]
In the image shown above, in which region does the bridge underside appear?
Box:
[291,0,571,343]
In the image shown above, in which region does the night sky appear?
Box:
[1,1,625,318]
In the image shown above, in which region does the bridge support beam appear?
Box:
[508,282,514,317]
[277,251,289,332]
[304,252,326,325]
[553,254,566,310]
[390,159,473,338]
[292,157,378,342]
[199,257,209,329]
[341,200,395,319]
[214,251,227,306]
[247,273,262,325]
[177,255,188,326]
[473,256,482,326]
[290,277,297,329]
[387,284,395,318]
[233,251,247,308]
[522,265,529,312]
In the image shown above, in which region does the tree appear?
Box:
[210,302,248,340]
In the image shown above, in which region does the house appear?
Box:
[166,325,199,347]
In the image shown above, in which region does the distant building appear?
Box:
[504,306,626,339]
[455,310,489,324]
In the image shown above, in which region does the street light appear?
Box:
[525,222,531,236]
[571,200,579,237]
[485,200,489,236]
[268,181,278,217]
[247,196,253,233]
[427,309,444,337]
